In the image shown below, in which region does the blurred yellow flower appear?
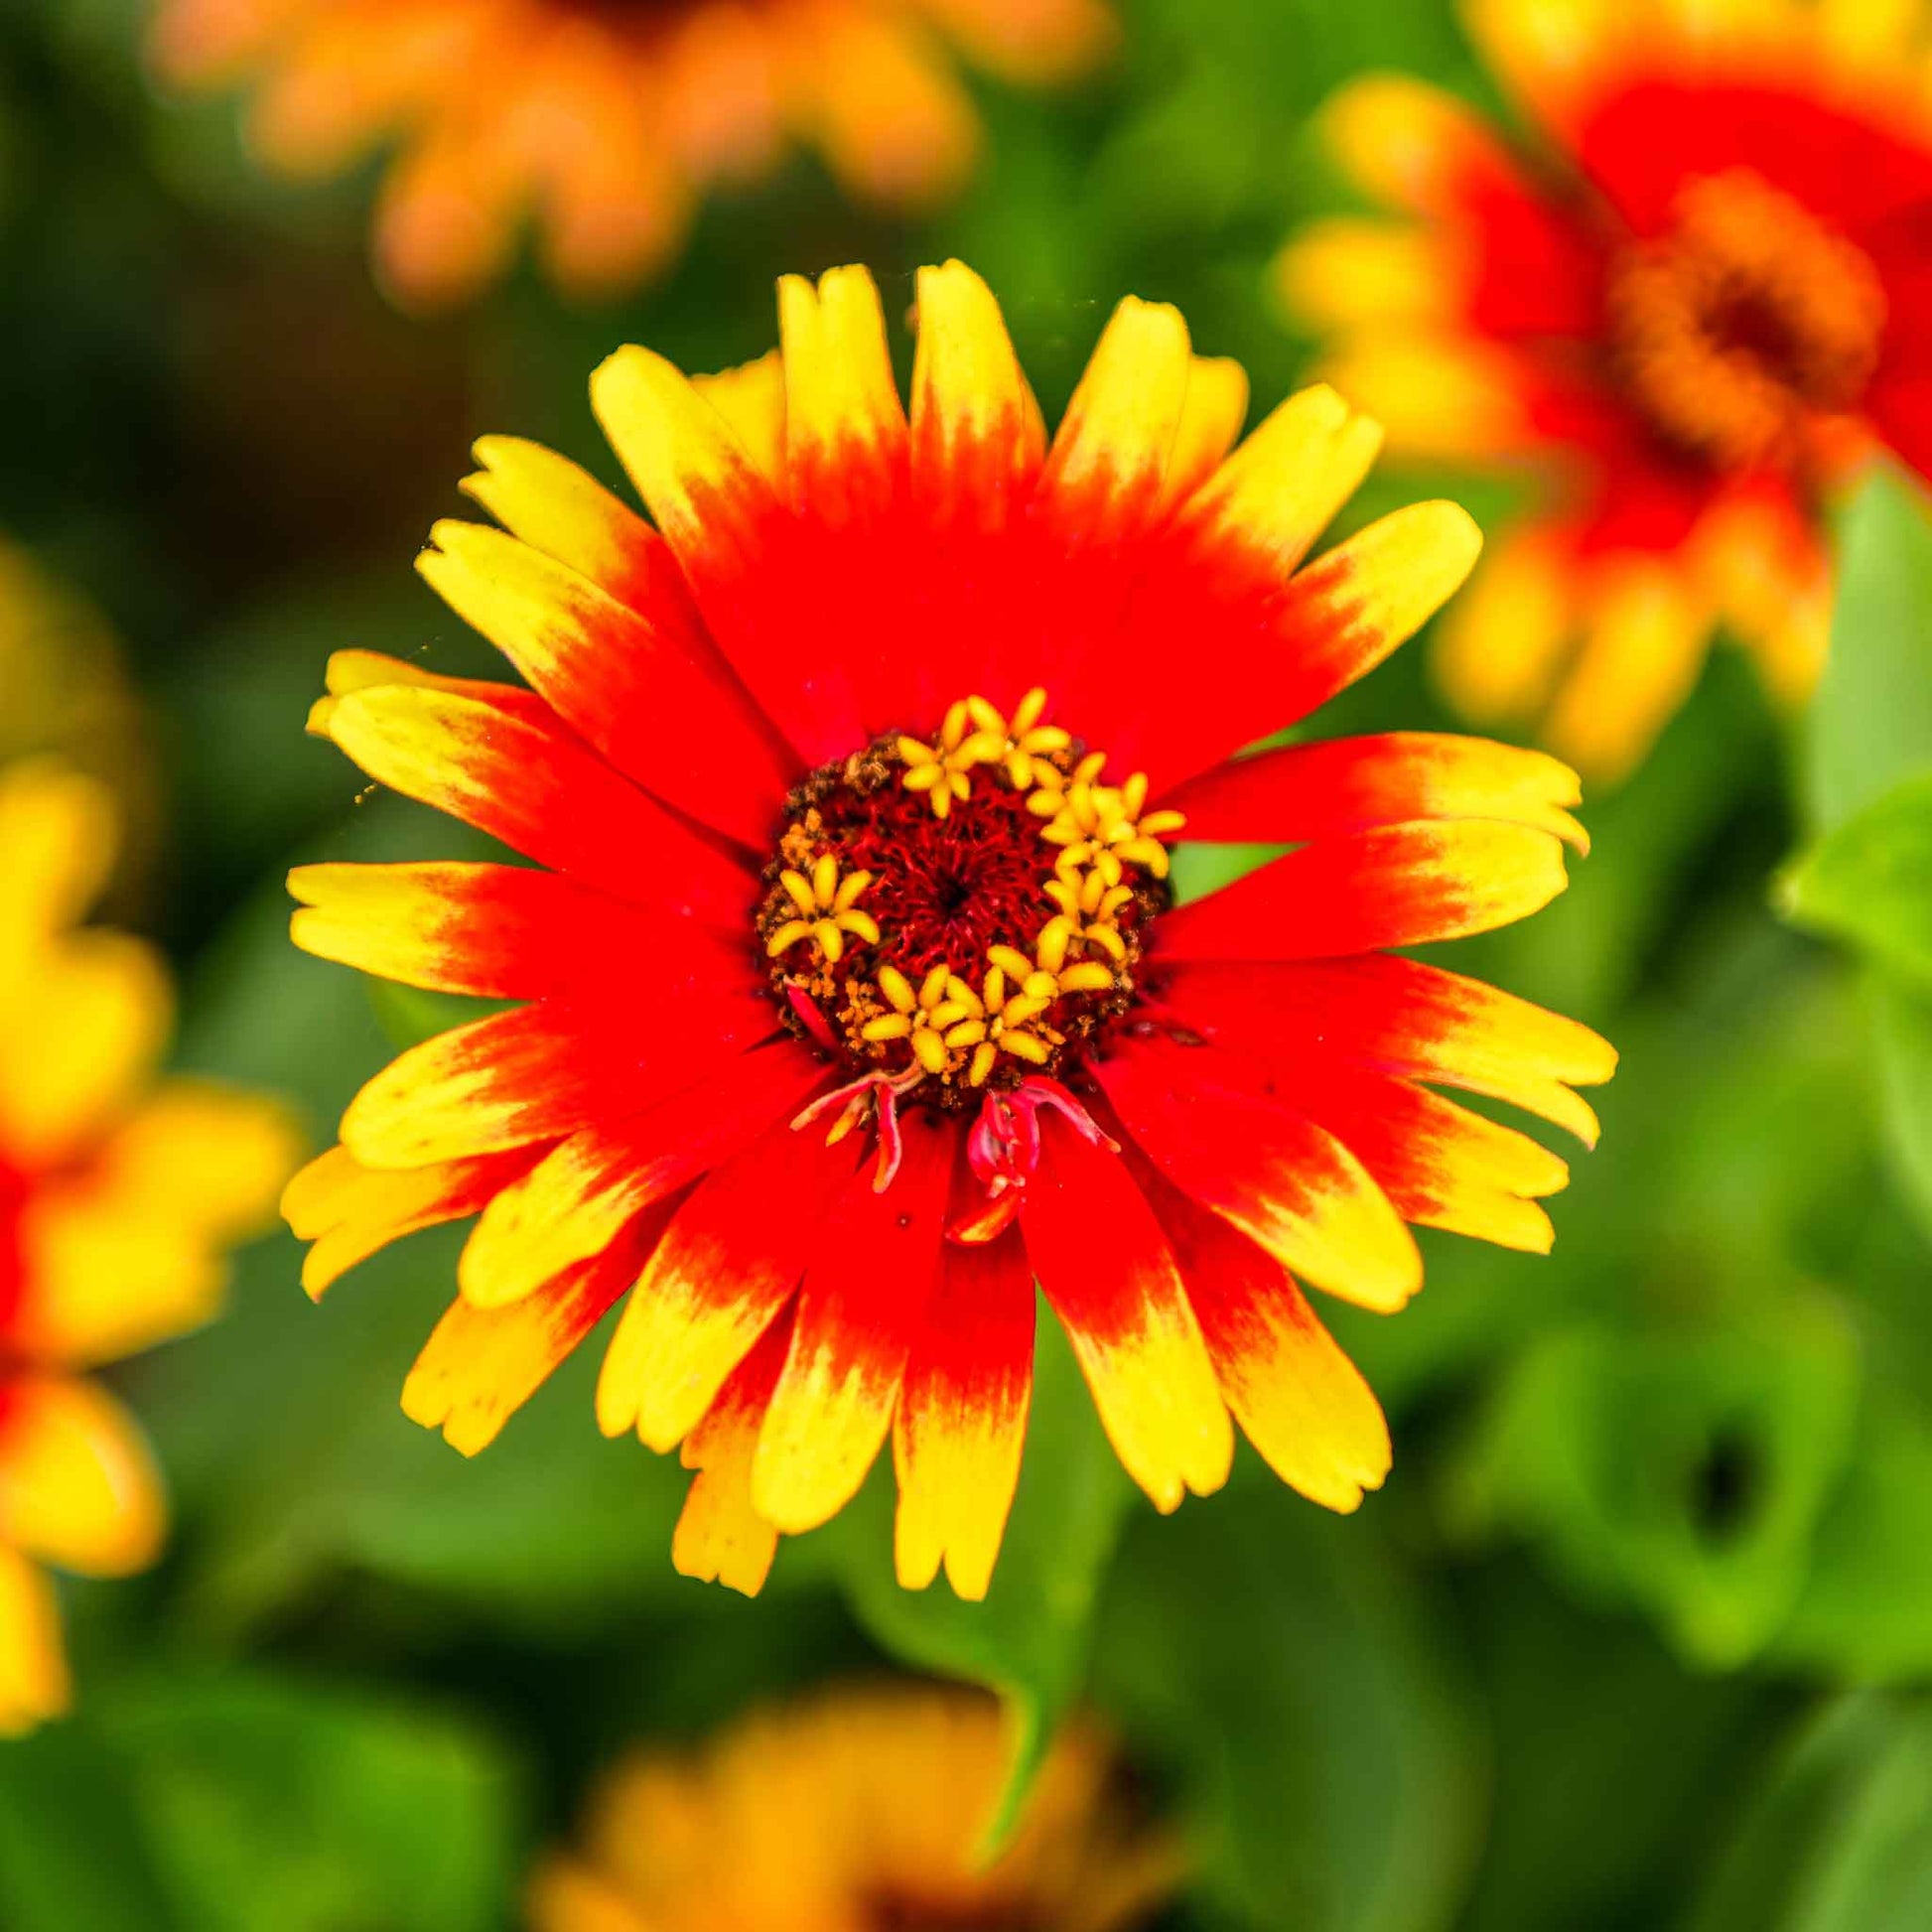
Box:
[0,538,158,901]
[0,760,301,1732]
[529,1685,1180,1932]
[150,0,1118,310]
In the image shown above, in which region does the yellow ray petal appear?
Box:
[692,351,788,484]
[1160,354,1252,510]
[0,1546,68,1736]
[1174,383,1382,575]
[0,1377,165,1578]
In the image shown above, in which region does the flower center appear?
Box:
[759,691,1181,1124]
[1605,168,1886,469]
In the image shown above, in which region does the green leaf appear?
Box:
[1687,1692,1932,1932]
[1450,1304,1863,1669]
[821,1304,1136,1847]
[160,1225,698,1640]
[1808,462,1932,838]
[1866,976,1932,1245]
[1773,1391,1932,1680]
[1786,464,1932,1243]
[1092,1482,1483,1932]
[1780,773,1932,988]
[0,1715,185,1932]
[114,1672,521,1932]
[1454,1556,1788,1932]
[0,1670,519,1932]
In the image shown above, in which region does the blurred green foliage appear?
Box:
[7,0,1932,1923]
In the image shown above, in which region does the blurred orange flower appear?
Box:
[150,0,1118,309]
[0,761,300,1731]
[528,1686,1180,1931]
[1279,0,1932,782]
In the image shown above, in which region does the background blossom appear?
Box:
[1278,0,1932,781]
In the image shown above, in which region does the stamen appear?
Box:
[760,688,1182,1205]
[791,1066,927,1191]
[765,855,879,961]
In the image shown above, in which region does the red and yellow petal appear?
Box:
[1038,294,1192,546]
[1130,498,1482,793]
[1098,1042,1422,1313]
[597,1119,860,1453]
[1144,1168,1389,1512]
[1157,818,1571,961]
[751,1116,954,1536]
[672,1308,795,1598]
[904,258,1047,718]
[456,1041,822,1310]
[1161,955,1616,1147]
[1022,1117,1233,1513]
[290,861,711,1001]
[1278,1066,1571,1254]
[910,258,1045,531]
[1163,731,1587,852]
[282,1143,539,1298]
[774,266,925,738]
[1169,383,1382,583]
[777,263,907,525]
[305,645,548,738]
[409,531,792,859]
[894,1213,1035,1599]
[593,342,864,762]
[0,1377,165,1579]
[403,1205,670,1455]
[460,434,663,611]
[317,676,712,902]
[339,997,764,1172]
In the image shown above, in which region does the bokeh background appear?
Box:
[6,0,1932,1924]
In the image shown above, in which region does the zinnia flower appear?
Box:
[149,0,1117,309]
[285,260,1613,1599]
[0,760,299,1731]
[1277,0,1932,781]
[528,1685,1179,1930]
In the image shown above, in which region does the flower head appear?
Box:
[1278,0,1932,780]
[529,1685,1179,1931]
[150,0,1117,309]
[288,260,1614,1599]
[0,760,299,1731]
